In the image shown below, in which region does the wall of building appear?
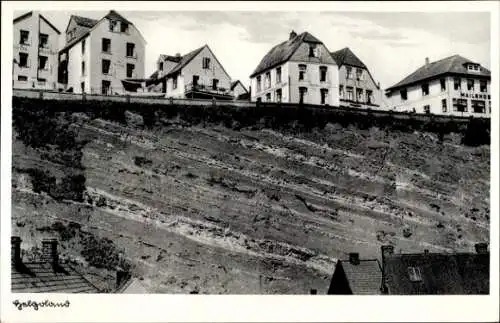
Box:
[233,82,248,98]
[250,62,290,102]
[338,65,383,109]
[66,39,90,93]
[13,12,59,90]
[86,18,145,94]
[157,58,178,79]
[166,46,232,98]
[386,76,491,117]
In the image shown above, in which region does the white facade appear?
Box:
[165,45,233,99]
[60,12,146,95]
[386,75,491,117]
[13,11,60,90]
[250,36,340,106]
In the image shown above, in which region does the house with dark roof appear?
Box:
[13,11,61,90]
[11,236,101,293]
[153,44,234,100]
[381,244,490,295]
[249,31,340,106]
[58,10,146,95]
[385,55,491,117]
[327,253,383,295]
[330,47,383,110]
[231,80,250,100]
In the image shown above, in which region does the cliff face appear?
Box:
[11,98,490,294]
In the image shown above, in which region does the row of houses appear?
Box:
[13,10,492,117]
[11,235,489,295]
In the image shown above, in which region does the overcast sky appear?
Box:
[20,10,491,89]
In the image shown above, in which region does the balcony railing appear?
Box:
[184,82,234,97]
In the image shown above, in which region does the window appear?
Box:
[82,39,86,54]
[320,66,327,82]
[265,72,271,89]
[467,79,474,91]
[126,63,135,78]
[102,59,111,74]
[159,62,164,71]
[102,38,111,53]
[39,33,48,48]
[102,80,111,95]
[442,99,447,112]
[17,75,28,82]
[126,43,135,57]
[407,267,422,282]
[423,105,431,114]
[346,67,352,79]
[339,85,344,99]
[38,56,48,70]
[356,88,363,102]
[453,98,468,112]
[298,64,306,81]
[308,44,317,57]
[422,83,429,96]
[192,75,199,87]
[20,30,29,44]
[276,67,282,84]
[356,68,363,81]
[440,78,446,91]
[256,76,261,92]
[173,76,178,89]
[472,100,486,113]
[276,88,282,102]
[109,20,118,32]
[121,22,129,33]
[37,78,46,84]
[366,90,373,104]
[81,82,85,93]
[81,61,86,75]
[203,57,211,69]
[480,80,487,92]
[454,78,461,91]
[488,101,491,113]
[346,86,354,101]
[19,53,28,67]
[212,78,219,90]
[299,87,308,103]
[400,88,407,101]
[320,88,328,105]
[265,93,271,102]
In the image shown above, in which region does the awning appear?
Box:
[121,77,164,92]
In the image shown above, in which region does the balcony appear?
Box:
[184,82,234,100]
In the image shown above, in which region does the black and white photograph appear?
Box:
[1,1,499,322]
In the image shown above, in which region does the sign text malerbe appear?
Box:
[13,299,71,311]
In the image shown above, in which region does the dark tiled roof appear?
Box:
[230,80,248,93]
[334,259,382,295]
[13,11,33,23]
[250,32,324,78]
[71,15,99,28]
[330,47,367,69]
[12,262,100,293]
[383,252,489,295]
[149,70,159,79]
[387,55,491,91]
[105,10,132,25]
[166,45,206,77]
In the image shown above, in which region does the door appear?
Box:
[192,75,199,88]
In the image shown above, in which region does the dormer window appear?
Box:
[466,63,480,72]
[121,22,129,33]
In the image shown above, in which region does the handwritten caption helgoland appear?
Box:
[13,299,70,311]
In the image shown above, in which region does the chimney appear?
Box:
[381,245,394,259]
[349,252,360,265]
[289,30,297,40]
[11,236,22,266]
[475,243,488,254]
[41,238,59,266]
[425,57,430,65]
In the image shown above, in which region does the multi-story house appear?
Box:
[13,11,60,90]
[330,47,382,110]
[58,10,146,95]
[159,44,234,100]
[385,55,491,117]
[249,31,340,106]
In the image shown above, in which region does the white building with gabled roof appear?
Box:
[58,10,146,95]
